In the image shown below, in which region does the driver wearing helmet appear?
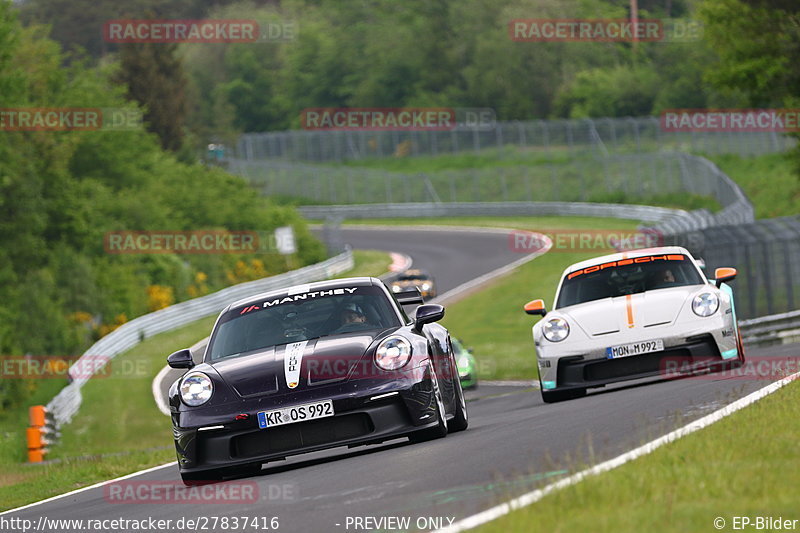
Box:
[340,303,367,326]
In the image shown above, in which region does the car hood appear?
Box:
[210,333,377,397]
[558,286,698,336]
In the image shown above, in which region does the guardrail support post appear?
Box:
[27,405,48,463]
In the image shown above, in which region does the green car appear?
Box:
[452,338,478,389]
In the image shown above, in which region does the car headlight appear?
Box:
[374,336,412,370]
[692,292,719,317]
[391,285,401,293]
[457,356,469,369]
[542,318,570,342]
[180,372,213,406]
[421,283,431,291]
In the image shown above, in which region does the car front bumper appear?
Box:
[537,317,740,392]
[172,366,440,474]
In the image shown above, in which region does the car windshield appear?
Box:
[556,254,704,308]
[208,285,401,361]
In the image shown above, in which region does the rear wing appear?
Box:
[394,288,424,305]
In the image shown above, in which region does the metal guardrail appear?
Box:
[650,153,754,235]
[299,201,687,222]
[45,250,354,428]
[740,310,800,346]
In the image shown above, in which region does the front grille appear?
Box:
[557,334,721,387]
[583,351,688,382]
[232,414,373,458]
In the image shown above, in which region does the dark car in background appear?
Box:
[167,277,468,484]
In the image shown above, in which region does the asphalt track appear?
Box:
[7,226,798,533]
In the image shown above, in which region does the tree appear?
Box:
[699,0,800,174]
[115,42,188,151]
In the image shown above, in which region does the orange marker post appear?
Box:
[27,405,48,463]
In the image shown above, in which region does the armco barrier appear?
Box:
[302,201,737,253]
[740,310,800,346]
[299,201,687,222]
[45,250,354,429]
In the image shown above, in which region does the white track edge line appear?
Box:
[435,370,800,533]
[152,364,173,416]
[153,336,211,416]
[0,461,177,516]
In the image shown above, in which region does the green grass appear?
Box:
[334,249,393,279]
[478,379,800,532]
[0,317,214,511]
[705,153,800,219]
[0,249,391,511]
[336,145,580,171]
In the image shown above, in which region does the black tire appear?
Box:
[409,366,448,443]
[735,329,746,366]
[180,469,223,486]
[448,363,469,433]
[540,387,587,404]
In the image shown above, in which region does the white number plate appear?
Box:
[257,399,334,429]
[606,339,664,359]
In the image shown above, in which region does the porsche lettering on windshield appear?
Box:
[557,254,704,308]
[567,254,686,280]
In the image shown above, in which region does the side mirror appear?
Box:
[524,299,547,316]
[714,267,737,288]
[167,348,194,369]
[414,304,444,331]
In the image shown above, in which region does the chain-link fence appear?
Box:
[666,216,800,319]
[234,117,796,162]
[229,152,753,231]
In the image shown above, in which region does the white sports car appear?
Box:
[524,246,745,403]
